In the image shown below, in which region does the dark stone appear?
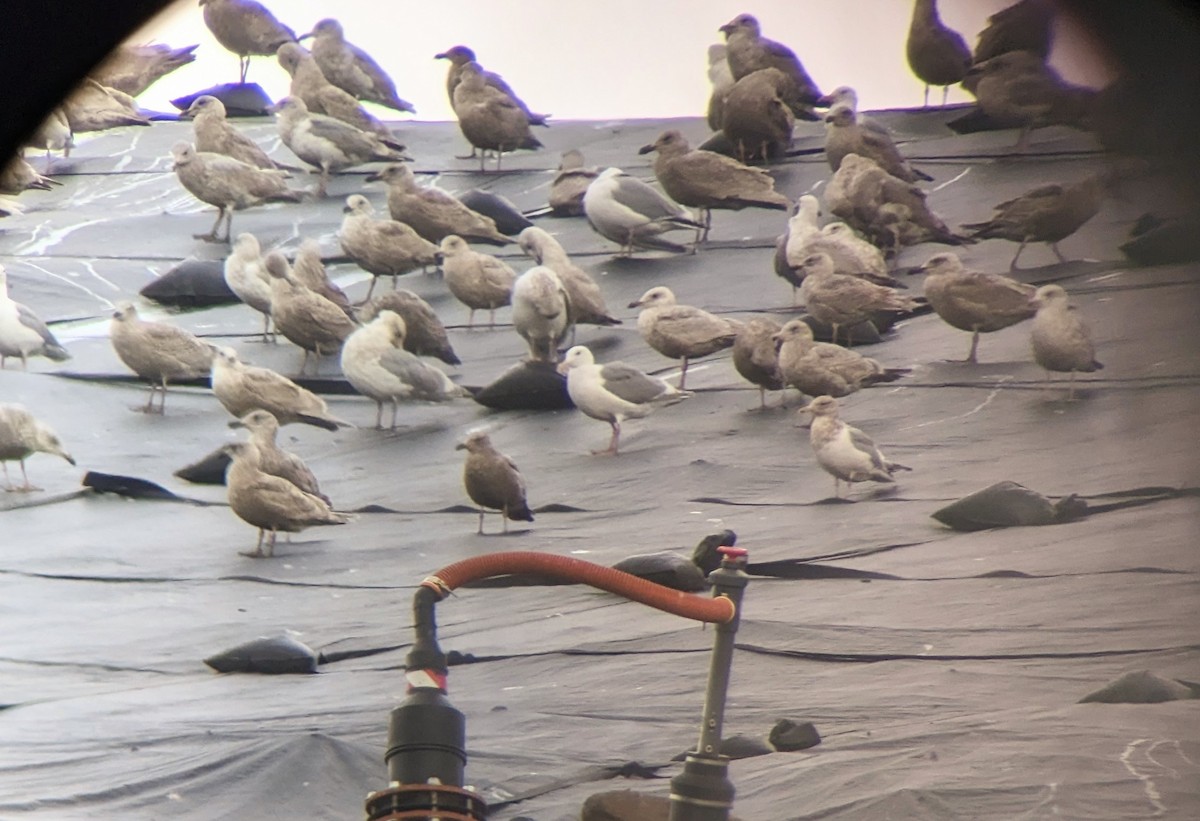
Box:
[139,258,237,308]
[672,734,772,761]
[691,530,739,576]
[471,359,572,411]
[580,790,670,821]
[170,83,274,117]
[174,447,232,485]
[1120,214,1200,265]
[82,471,184,501]
[203,634,319,674]
[768,718,822,751]
[931,481,1089,531]
[611,551,708,592]
[456,189,535,235]
[1079,671,1200,704]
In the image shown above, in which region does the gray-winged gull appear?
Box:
[557,344,688,456]
[798,252,919,345]
[720,67,795,163]
[438,234,515,327]
[583,167,703,256]
[775,195,891,301]
[719,13,822,120]
[230,409,330,504]
[223,440,347,558]
[629,286,740,389]
[452,61,542,171]
[906,0,971,107]
[171,141,303,243]
[211,346,349,430]
[341,311,465,429]
[549,149,598,216]
[186,95,293,172]
[435,45,548,127]
[200,0,296,83]
[1029,284,1102,399]
[339,195,440,301]
[732,317,784,410]
[915,252,1036,362]
[511,266,572,363]
[293,239,353,315]
[0,265,71,369]
[773,318,905,399]
[91,42,198,97]
[366,163,511,245]
[276,42,392,139]
[360,290,461,365]
[798,395,911,498]
[456,430,534,534]
[973,0,1054,63]
[265,252,357,374]
[110,302,214,413]
[224,233,274,342]
[301,18,416,114]
[963,51,1095,151]
[518,227,620,328]
[824,104,932,182]
[0,404,75,492]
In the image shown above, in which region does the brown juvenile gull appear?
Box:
[223,233,274,342]
[200,0,296,84]
[186,95,293,172]
[638,129,787,244]
[211,346,349,430]
[518,227,620,328]
[798,252,919,346]
[452,61,542,172]
[773,319,905,400]
[293,239,353,315]
[0,157,58,195]
[557,345,688,456]
[824,104,932,183]
[439,235,515,328]
[457,430,533,534]
[341,312,465,429]
[110,302,214,413]
[360,290,461,365]
[1029,284,1102,399]
[26,108,73,158]
[276,43,393,139]
[230,409,330,504]
[906,0,971,107]
[512,266,572,363]
[720,67,795,163]
[171,141,303,244]
[732,317,784,410]
[435,45,548,127]
[62,79,151,133]
[583,168,704,257]
[301,18,416,113]
[91,42,198,97]
[719,13,822,120]
[223,440,347,558]
[629,286,740,390]
[706,43,736,132]
[915,252,1035,363]
[367,163,511,246]
[549,150,598,216]
[962,173,1108,269]
[0,404,75,492]
[973,0,1054,64]
[265,252,358,374]
[0,265,71,369]
[339,195,441,302]
[799,395,911,499]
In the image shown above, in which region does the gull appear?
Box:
[0,264,71,369]
[1029,284,1102,399]
[223,233,274,342]
[339,194,441,302]
[732,317,784,410]
[720,67,795,163]
[91,42,198,97]
[823,104,932,182]
[292,239,353,315]
[774,195,890,301]
[186,95,294,171]
[629,286,740,389]
[110,302,214,413]
[200,0,296,84]
[0,404,75,492]
[230,409,330,504]
[706,43,736,131]
[797,253,919,345]
[798,395,911,499]
[518,227,620,328]
[360,290,461,365]
[435,45,548,128]
[276,42,393,139]
[906,0,971,107]
[265,252,358,374]
[456,430,533,534]
[773,318,906,400]
[719,13,822,120]
[211,347,350,430]
[511,266,572,363]
[439,234,515,327]
[301,18,416,113]
[583,168,703,256]
[973,0,1055,63]
[549,149,598,216]
[367,163,511,245]
[452,61,542,171]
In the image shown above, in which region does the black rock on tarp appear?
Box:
[769,718,822,751]
[457,189,535,235]
[1120,213,1200,265]
[174,446,232,485]
[610,551,707,592]
[472,359,572,411]
[1078,671,1200,704]
[170,83,274,117]
[83,470,186,501]
[204,633,319,674]
[931,481,1089,531]
[140,258,237,308]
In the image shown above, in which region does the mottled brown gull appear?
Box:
[915,252,1035,362]
[301,18,416,113]
[439,235,515,328]
[265,252,357,374]
[512,266,572,363]
[110,302,214,413]
[719,13,822,120]
[773,318,905,400]
[435,45,548,128]
[720,67,795,163]
[339,195,441,302]
[798,395,911,499]
[224,233,273,342]
[1029,284,1102,399]
[906,0,971,107]
[187,95,294,172]
[0,157,57,195]
[774,195,891,301]
[0,404,75,492]
[62,79,150,133]
[91,42,198,97]
[457,430,533,534]
[26,108,72,158]
[549,150,597,216]
[798,252,919,345]
[706,43,736,131]
[0,265,71,369]
[583,168,703,257]
[276,43,392,139]
[230,409,330,504]
[367,163,511,246]
[452,61,542,171]
[973,0,1054,64]
[223,440,347,559]
[732,317,784,410]
[824,104,932,182]
[557,345,688,456]
[360,290,460,365]
[292,239,352,315]
[629,286,740,390]
[518,227,620,328]
[211,347,349,430]
[200,0,296,83]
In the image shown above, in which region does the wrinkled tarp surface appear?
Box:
[1,107,1198,820]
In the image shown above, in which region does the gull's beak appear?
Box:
[637,144,655,155]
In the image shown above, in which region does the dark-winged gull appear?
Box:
[199,0,296,83]
[292,239,353,315]
[732,317,784,410]
[276,43,392,139]
[799,395,911,498]
[773,318,905,400]
[435,45,548,128]
[915,252,1035,362]
[452,61,542,171]
[224,233,273,342]
[798,253,919,345]
[629,286,740,389]
[359,289,461,365]
[301,18,416,114]
[0,404,75,492]
[512,266,572,363]
[366,163,511,246]
[223,440,347,558]
[582,168,703,256]
[557,345,688,456]
[438,235,515,327]
[973,0,1054,64]
[62,79,150,133]
[110,302,215,413]
[171,141,303,243]
[265,252,358,374]
[962,173,1108,269]
[518,227,620,328]
[549,150,598,216]
[0,265,71,369]
[706,43,735,131]
[720,67,795,163]
[230,409,330,504]
[824,104,932,182]
[638,130,788,243]
[1029,284,1102,399]
[339,195,441,301]
[906,0,971,107]
[186,95,294,172]
[91,42,198,97]
[456,430,533,534]
[719,13,822,120]
[211,347,349,430]
[340,311,465,429]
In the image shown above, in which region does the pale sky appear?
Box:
[128,0,1113,120]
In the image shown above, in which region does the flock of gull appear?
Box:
[1,0,1113,552]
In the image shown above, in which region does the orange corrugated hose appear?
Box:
[421,551,736,624]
